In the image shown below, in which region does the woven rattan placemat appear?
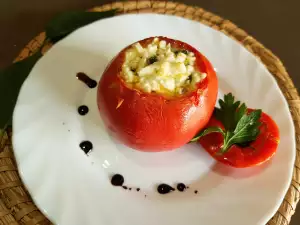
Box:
[1,1,299,225]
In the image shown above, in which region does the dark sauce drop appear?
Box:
[111,174,124,186]
[78,105,89,115]
[76,72,97,88]
[129,188,132,191]
[194,190,198,194]
[136,188,140,192]
[157,184,175,194]
[177,183,187,192]
[79,141,93,154]
[122,186,128,190]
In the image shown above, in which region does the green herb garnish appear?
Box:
[180,50,188,55]
[148,55,157,65]
[174,49,188,55]
[190,93,262,153]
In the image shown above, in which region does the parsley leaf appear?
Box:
[221,109,261,152]
[190,127,224,142]
[214,93,246,131]
[190,93,262,153]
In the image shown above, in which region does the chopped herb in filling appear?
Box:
[122,37,207,96]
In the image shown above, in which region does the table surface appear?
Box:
[0,0,299,224]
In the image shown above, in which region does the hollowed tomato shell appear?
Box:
[97,37,218,152]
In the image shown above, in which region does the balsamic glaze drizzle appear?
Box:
[157,184,175,194]
[78,105,89,115]
[177,183,187,192]
[79,141,93,154]
[111,174,124,186]
[76,72,97,88]
[76,71,194,196]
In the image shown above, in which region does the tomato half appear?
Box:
[199,109,280,168]
[97,37,218,152]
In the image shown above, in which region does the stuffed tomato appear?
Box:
[97,37,218,152]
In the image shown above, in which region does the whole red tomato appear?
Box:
[199,109,280,168]
[97,37,218,152]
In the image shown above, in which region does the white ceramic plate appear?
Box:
[13,14,295,225]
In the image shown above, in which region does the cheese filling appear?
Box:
[121,38,207,96]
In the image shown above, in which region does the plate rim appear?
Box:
[6,5,299,225]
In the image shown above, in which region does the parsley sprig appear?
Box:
[190,93,262,153]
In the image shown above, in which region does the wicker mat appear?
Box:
[1,1,299,225]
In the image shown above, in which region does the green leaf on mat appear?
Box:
[0,51,43,129]
[0,129,5,143]
[0,9,118,131]
[0,122,8,144]
[46,9,117,43]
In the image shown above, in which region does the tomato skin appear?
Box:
[97,37,218,152]
[199,109,280,168]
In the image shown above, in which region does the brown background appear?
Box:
[0,0,299,224]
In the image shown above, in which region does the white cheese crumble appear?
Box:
[121,38,207,96]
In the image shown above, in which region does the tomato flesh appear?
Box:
[199,109,280,168]
[97,37,218,152]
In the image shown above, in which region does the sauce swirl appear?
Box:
[76,72,97,88]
